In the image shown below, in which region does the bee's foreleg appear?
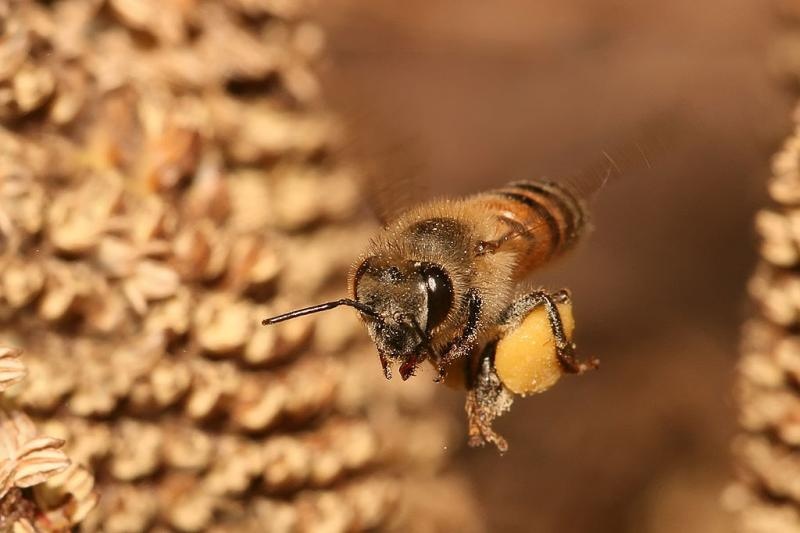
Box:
[502,289,599,374]
[378,351,392,380]
[399,354,423,381]
[465,344,512,453]
[441,289,482,372]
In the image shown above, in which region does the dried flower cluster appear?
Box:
[769,1,800,88]
[0,347,98,532]
[727,109,800,531]
[727,5,800,531]
[0,1,477,531]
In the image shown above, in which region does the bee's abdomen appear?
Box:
[482,180,586,276]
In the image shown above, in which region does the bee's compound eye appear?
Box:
[419,263,453,331]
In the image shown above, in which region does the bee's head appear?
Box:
[261,257,453,381]
[350,257,453,379]
[352,257,453,360]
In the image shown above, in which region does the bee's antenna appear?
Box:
[262,299,381,325]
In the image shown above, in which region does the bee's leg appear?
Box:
[378,351,392,380]
[474,219,529,256]
[399,354,424,381]
[465,343,512,452]
[440,289,482,376]
[427,350,446,383]
[503,289,599,374]
[474,231,522,256]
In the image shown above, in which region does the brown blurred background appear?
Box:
[314,1,790,532]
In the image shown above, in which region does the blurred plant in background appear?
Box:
[0,1,479,531]
[2,0,797,531]
[0,346,98,531]
[728,3,800,532]
[316,1,787,532]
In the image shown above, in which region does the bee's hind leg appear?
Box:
[502,289,599,375]
[465,343,513,453]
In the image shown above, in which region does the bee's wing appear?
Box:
[347,131,430,227]
[333,103,431,226]
[562,113,674,202]
[505,119,674,246]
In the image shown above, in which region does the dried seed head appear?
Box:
[770,127,800,204]
[1,259,44,309]
[232,377,287,432]
[109,420,163,481]
[12,518,36,533]
[49,65,88,125]
[184,360,242,421]
[108,0,189,45]
[0,0,478,529]
[173,221,228,282]
[194,293,253,355]
[33,464,100,528]
[12,63,55,114]
[87,484,158,533]
[203,436,264,496]
[128,260,180,303]
[163,479,218,531]
[734,66,800,528]
[17,346,76,412]
[0,347,26,393]
[145,288,192,338]
[262,436,312,492]
[46,180,119,255]
[0,176,44,247]
[0,22,31,82]
[162,425,213,471]
[0,410,70,495]
[149,130,202,191]
[226,171,273,232]
[226,236,282,295]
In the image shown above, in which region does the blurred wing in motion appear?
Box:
[493,113,677,259]
[344,126,430,226]
[563,112,676,202]
[326,87,431,227]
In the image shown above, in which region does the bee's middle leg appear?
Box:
[465,343,512,452]
[502,289,598,374]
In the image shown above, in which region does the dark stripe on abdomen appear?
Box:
[508,180,584,243]
[496,191,561,254]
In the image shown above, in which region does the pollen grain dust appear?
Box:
[0,1,480,531]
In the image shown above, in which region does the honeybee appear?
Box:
[263,176,600,452]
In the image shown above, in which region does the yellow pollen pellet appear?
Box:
[494,302,574,395]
